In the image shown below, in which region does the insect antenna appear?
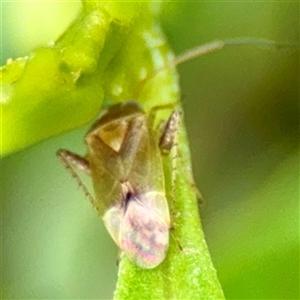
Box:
[133,38,299,100]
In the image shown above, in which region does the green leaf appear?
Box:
[1,1,224,299]
[1,1,172,156]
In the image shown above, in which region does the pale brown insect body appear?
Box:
[57,39,275,268]
[57,101,180,268]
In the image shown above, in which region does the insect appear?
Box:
[57,38,288,269]
[57,101,181,269]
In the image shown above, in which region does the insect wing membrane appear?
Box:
[121,191,170,269]
[102,205,123,247]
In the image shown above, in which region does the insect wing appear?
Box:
[86,103,145,214]
[120,192,170,269]
[102,205,123,247]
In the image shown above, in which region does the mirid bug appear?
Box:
[57,101,180,269]
[57,38,292,269]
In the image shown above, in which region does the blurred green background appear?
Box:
[2,1,299,299]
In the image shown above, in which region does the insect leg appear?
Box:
[170,227,183,251]
[159,110,182,199]
[160,111,204,230]
[159,110,182,155]
[148,102,179,130]
[56,149,98,209]
[57,149,90,175]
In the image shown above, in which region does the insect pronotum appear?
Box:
[57,38,291,269]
